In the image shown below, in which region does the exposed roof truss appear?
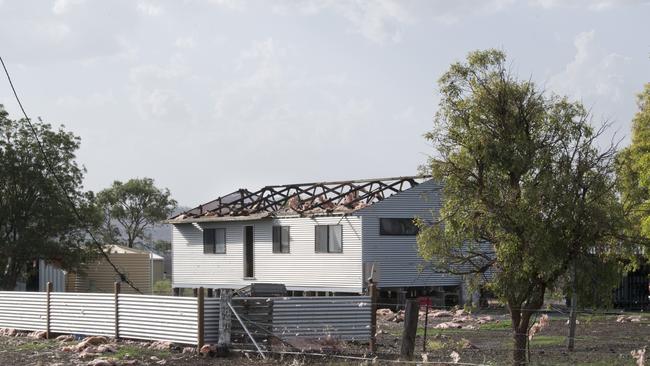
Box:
[173,176,429,221]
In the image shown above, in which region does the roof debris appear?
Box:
[169,176,430,223]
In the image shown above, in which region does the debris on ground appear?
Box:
[435,322,463,329]
[149,340,173,351]
[528,314,550,340]
[26,330,46,339]
[631,347,646,366]
[55,334,75,342]
[0,328,17,337]
[617,315,642,323]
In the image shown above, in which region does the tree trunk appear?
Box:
[0,261,19,291]
[513,331,528,366]
[510,307,529,366]
[567,260,578,351]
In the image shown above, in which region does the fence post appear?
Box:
[197,287,205,351]
[400,298,419,360]
[45,281,52,339]
[114,282,121,339]
[369,281,378,353]
[218,288,232,353]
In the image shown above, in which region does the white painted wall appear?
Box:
[172,216,363,292]
[356,179,462,288]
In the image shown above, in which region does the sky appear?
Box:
[0,0,648,206]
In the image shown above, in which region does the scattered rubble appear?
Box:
[617,315,642,323]
[528,314,550,340]
[55,334,75,342]
[0,328,17,337]
[26,330,46,339]
[148,341,173,351]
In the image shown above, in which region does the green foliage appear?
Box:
[97,178,176,248]
[417,49,630,364]
[0,107,100,290]
[153,279,172,295]
[617,83,650,245]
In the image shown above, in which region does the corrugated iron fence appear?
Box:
[0,290,372,348]
[272,296,371,341]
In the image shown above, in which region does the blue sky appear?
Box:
[0,0,648,205]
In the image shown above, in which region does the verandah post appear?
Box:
[45,281,52,339]
[114,282,121,339]
[368,281,378,353]
[218,288,232,354]
[400,298,419,360]
[197,287,205,351]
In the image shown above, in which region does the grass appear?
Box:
[112,345,171,360]
[529,335,565,346]
[426,340,446,350]
[16,340,55,352]
[479,319,512,330]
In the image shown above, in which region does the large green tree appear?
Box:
[617,83,650,240]
[416,50,628,365]
[0,107,100,290]
[97,178,176,248]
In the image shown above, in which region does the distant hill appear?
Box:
[148,206,191,243]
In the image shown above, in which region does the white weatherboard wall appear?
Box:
[356,179,462,288]
[172,216,363,292]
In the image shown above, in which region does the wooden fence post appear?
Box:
[45,281,52,339]
[400,298,419,360]
[218,289,232,353]
[369,281,378,353]
[197,287,205,351]
[114,282,121,339]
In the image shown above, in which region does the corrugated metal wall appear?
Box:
[173,216,363,292]
[0,292,46,331]
[356,180,463,288]
[204,298,220,343]
[67,253,153,294]
[38,260,66,292]
[272,296,371,341]
[118,294,197,344]
[50,293,115,336]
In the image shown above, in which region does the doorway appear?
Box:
[244,226,254,278]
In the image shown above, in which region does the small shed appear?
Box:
[39,245,165,294]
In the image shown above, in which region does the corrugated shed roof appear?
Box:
[167,176,430,224]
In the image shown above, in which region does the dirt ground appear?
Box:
[0,311,647,365]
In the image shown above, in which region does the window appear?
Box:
[203,228,226,254]
[315,225,342,253]
[379,218,419,236]
[272,226,290,253]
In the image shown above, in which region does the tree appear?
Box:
[416,50,628,365]
[97,178,176,248]
[617,83,650,241]
[0,107,100,290]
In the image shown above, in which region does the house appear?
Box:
[168,176,466,305]
[39,245,165,294]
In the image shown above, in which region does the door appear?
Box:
[244,226,254,278]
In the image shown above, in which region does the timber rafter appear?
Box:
[174,176,430,220]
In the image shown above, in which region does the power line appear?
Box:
[0,56,142,294]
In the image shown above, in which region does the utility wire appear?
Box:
[0,56,142,294]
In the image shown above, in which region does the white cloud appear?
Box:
[174,36,197,49]
[52,0,85,15]
[129,56,193,122]
[272,0,414,44]
[549,30,631,101]
[531,0,649,10]
[137,0,163,16]
[429,0,515,25]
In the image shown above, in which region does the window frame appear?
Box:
[315,224,343,253]
[379,218,419,236]
[203,227,226,254]
[272,225,290,253]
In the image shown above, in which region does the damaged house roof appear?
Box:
[167,175,430,223]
